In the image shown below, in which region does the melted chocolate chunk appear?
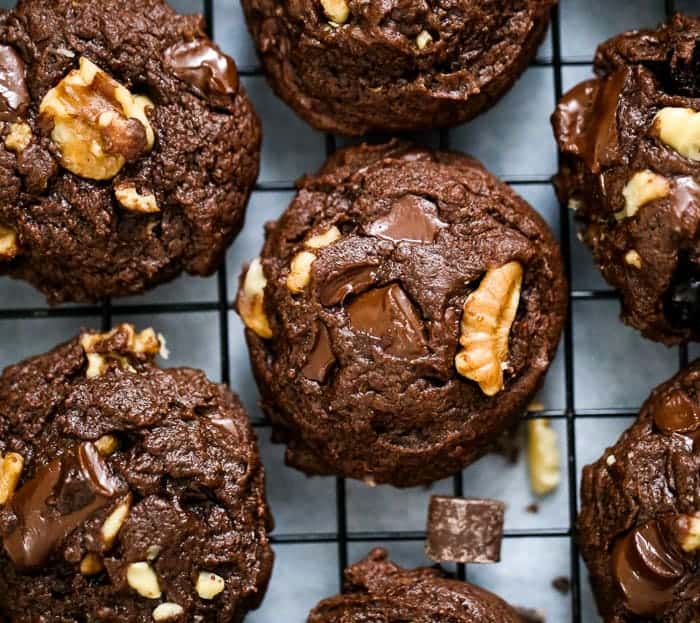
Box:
[664,255,700,332]
[425,496,505,564]
[0,45,29,121]
[347,284,426,358]
[3,442,120,569]
[302,322,336,382]
[320,264,377,307]
[164,39,239,97]
[611,520,687,617]
[555,69,627,173]
[652,387,700,434]
[365,195,445,244]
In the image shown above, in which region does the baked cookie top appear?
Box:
[242,0,555,135]
[0,324,273,623]
[237,141,566,487]
[308,548,524,623]
[579,360,700,622]
[552,13,700,344]
[0,0,260,303]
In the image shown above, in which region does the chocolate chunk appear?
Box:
[425,495,505,564]
[164,38,239,97]
[347,284,426,358]
[652,387,700,434]
[320,264,377,307]
[365,195,445,244]
[611,519,686,616]
[3,442,120,569]
[664,254,700,333]
[302,321,336,382]
[0,45,29,121]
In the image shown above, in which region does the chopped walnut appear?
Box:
[80,553,104,576]
[0,224,18,261]
[126,562,162,599]
[416,30,433,49]
[4,121,31,153]
[653,107,700,162]
[305,226,341,249]
[287,250,317,293]
[195,571,225,599]
[624,250,642,269]
[527,419,561,496]
[0,452,24,505]
[455,262,523,396]
[676,513,700,552]
[320,0,349,24]
[101,496,131,548]
[619,170,670,220]
[80,324,161,378]
[238,258,273,338]
[115,183,160,213]
[39,57,154,180]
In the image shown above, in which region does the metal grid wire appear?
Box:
[0,0,691,621]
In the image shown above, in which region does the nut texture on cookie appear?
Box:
[579,360,700,622]
[0,0,260,303]
[0,324,273,622]
[242,0,556,135]
[308,548,524,623]
[236,141,566,487]
[552,14,700,344]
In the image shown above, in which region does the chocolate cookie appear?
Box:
[552,14,700,344]
[236,141,566,487]
[0,0,260,303]
[579,360,700,622]
[0,324,273,622]
[308,548,524,623]
[242,0,556,136]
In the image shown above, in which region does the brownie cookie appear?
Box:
[0,0,260,303]
[242,0,556,136]
[552,14,700,344]
[579,360,700,622]
[0,324,273,623]
[308,548,524,623]
[237,141,566,487]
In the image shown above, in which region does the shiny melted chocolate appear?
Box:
[3,442,120,569]
[653,388,700,434]
[302,322,336,383]
[347,284,426,358]
[164,39,238,97]
[556,69,628,173]
[365,195,445,244]
[0,45,29,121]
[320,264,377,307]
[611,519,686,617]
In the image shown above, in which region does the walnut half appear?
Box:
[455,262,523,396]
[40,57,155,181]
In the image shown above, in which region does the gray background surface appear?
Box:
[1,0,699,621]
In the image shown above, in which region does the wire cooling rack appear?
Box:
[1,0,699,621]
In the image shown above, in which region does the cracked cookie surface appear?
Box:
[237,141,566,487]
[242,0,556,135]
[552,14,700,344]
[579,360,700,622]
[0,325,273,623]
[308,548,524,623]
[0,0,260,303]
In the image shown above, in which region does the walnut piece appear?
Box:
[153,603,185,621]
[101,496,131,548]
[676,513,700,552]
[619,170,670,220]
[80,324,161,378]
[0,452,24,505]
[527,419,560,496]
[80,553,104,576]
[39,57,154,180]
[126,562,162,599]
[195,571,225,600]
[287,250,317,293]
[653,107,700,162]
[4,121,31,153]
[95,434,118,455]
[305,225,341,249]
[416,30,433,49]
[115,183,160,213]
[0,224,18,261]
[455,262,523,396]
[624,250,642,269]
[239,258,273,339]
[320,0,349,24]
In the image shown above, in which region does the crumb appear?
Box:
[552,576,571,595]
[525,503,539,514]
